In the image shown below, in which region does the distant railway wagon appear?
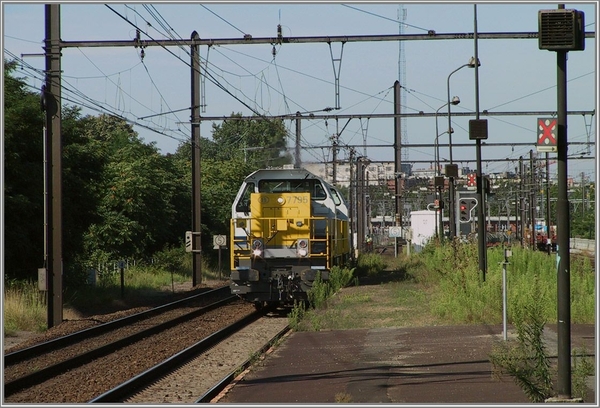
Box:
[229,167,351,308]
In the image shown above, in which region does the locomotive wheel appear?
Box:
[253,301,265,310]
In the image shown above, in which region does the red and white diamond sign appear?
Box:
[466,173,476,187]
[537,118,557,152]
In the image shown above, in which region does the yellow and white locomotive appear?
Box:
[230,167,351,307]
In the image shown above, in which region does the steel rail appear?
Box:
[4,294,236,397]
[88,309,270,403]
[4,285,230,366]
[195,324,291,403]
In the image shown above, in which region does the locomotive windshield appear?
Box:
[330,188,343,206]
[235,182,255,213]
[258,179,326,200]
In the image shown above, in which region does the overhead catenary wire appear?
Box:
[181,5,370,156]
[6,38,190,144]
[104,4,298,153]
[115,1,438,131]
[200,4,248,37]
[73,46,187,139]
[8,4,595,174]
[5,49,188,145]
[341,3,432,33]
[106,2,321,157]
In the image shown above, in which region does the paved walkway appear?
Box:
[219,324,596,404]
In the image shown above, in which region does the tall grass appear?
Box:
[415,242,595,325]
[3,248,224,335]
[489,269,595,402]
[305,265,356,309]
[489,279,554,403]
[4,280,47,335]
[289,266,356,330]
[355,253,388,277]
[64,266,193,311]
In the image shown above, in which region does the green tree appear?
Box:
[60,107,106,284]
[3,60,108,283]
[3,61,45,280]
[569,182,595,239]
[210,113,292,168]
[171,140,254,267]
[80,115,186,268]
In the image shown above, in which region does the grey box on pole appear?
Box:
[538,9,585,51]
[445,164,458,178]
[469,119,488,140]
[434,176,445,188]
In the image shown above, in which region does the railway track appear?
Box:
[91,309,290,403]
[4,286,230,366]
[3,287,259,403]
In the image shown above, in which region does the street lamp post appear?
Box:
[446,57,480,239]
[435,97,460,239]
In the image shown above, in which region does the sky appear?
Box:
[2,1,598,181]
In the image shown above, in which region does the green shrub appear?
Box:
[328,265,356,291]
[288,300,307,331]
[572,347,595,401]
[489,281,554,403]
[307,273,330,309]
[355,253,387,277]
[289,266,355,329]
[151,245,189,274]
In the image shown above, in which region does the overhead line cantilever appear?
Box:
[59,31,596,48]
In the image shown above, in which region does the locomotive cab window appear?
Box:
[313,182,326,200]
[235,182,255,213]
[330,188,342,206]
[258,179,326,200]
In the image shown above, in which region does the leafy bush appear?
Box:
[489,281,553,403]
[149,245,189,274]
[328,265,356,292]
[288,300,307,331]
[289,266,355,329]
[355,253,387,277]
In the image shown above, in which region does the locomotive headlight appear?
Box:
[252,239,263,257]
[296,220,303,227]
[297,239,308,257]
[277,197,285,205]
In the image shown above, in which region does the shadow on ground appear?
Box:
[63,280,228,318]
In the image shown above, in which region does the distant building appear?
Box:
[303,162,411,188]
